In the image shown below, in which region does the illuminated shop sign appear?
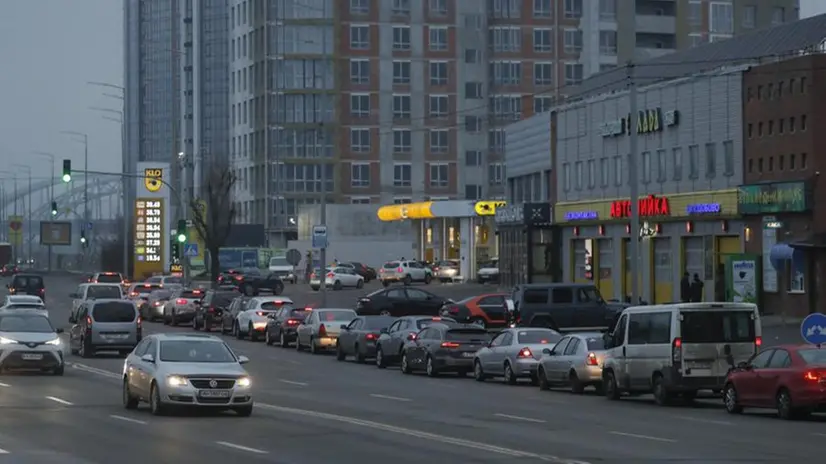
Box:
[738,181,810,214]
[565,211,599,220]
[600,109,679,137]
[609,195,670,218]
[135,199,164,263]
[686,203,721,214]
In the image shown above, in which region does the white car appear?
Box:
[145,275,185,286]
[309,267,364,291]
[164,288,205,326]
[379,260,431,286]
[1,295,48,317]
[295,308,357,354]
[268,256,297,284]
[70,283,124,317]
[233,296,294,341]
[0,310,64,375]
[477,258,499,284]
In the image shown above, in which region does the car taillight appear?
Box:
[39,288,45,294]
[208,307,215,313]
[136,316,142,329]
[672,337,682,363]
[755,336,762,347]
[310,273,316,279]
[318,324,327,337]
[407,332,417,341]
[446,305,460,315]
[256,311,266,317]
[433,267,439,271]
[153,301,160,306]
[176,299,187,304]
[804,370,823,382]
[326,272,335,278]
[518,347,533,358]
[286,319,299,325]
[397,267,403,272]
[586,352,598,366]
[365,333,378,341]
[379,268,385,273]
[235,276,243,281]
[441,341,460,348]
[129,292,138,297]
[86,315,93,326]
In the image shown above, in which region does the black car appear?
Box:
[192,290,238,330]
[336,315,396,363]
[347,262,377,282]
[374,316,456,368]
[356,287,449,317]
[220,295,251,334]
[230,269,285,296]
[264,306,312,347]
[400,322,491,377]
[8,274,46,302]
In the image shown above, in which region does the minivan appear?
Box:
[68,299,141,358]
[510,283,617,331]
[601,302,761,406]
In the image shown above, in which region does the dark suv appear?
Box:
[8,274,46,302]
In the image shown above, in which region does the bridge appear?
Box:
[2,174,124,222]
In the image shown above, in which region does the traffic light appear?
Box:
[584,255,594,280]
[79,230,87,245]
[176,219,187,243]
[50,201,57,216]
[62,160,71,183]
[170,241,180,260]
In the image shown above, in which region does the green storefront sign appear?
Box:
[738,181,810,214]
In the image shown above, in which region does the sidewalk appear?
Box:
[761,314,805,328]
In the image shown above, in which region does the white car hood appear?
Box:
[158,362,247,377]
[478,267,499,274]
[0,331,58,343]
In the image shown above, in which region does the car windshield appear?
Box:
[87,286,122,299]
[0,315,54,333]
[5,304,45,309]
[150,290,172,300]
[92,302,136,322]
[96,273,122,283]
[517,330,562,344]
[180,290,203,299]
[798,349,826,365]
[319,310,356,321]
[164,277,183,285]
[133,285,161,294]
[159,340,237,363]
[261,301,291,310]
[288,309,309,318]
[13,276,43,288]
[212,292,238,306]
[586,337,606,350]
[269,257,289,266]
[383,262,400,269]
[364,316,396,329]
[680,311,755,343]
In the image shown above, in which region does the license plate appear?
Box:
[198,389,231,398]
[686,361,711,369]
[21,354,43,360]
[462,352,474,358]
[105,334,127,339]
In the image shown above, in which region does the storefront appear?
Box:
[740,180,821,317]
[494,203,556,288]
[376,200,502,279]
[555,190,743,304]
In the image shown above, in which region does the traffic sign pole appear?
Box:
[312,224,328,304]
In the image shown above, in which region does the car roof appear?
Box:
[89,298,135,305]
[314,308,356,312]
[7,295,43,301]
[148,333,224,342]
[94,272,122,276]
[621,302,757,314]
[251,296,294,303]
[769,344,824,352]
[0,309,49,317]
[82,282,122,287]
[14,273,42,278]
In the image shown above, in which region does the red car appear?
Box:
[723,344,826,420]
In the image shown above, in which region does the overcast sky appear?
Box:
[801,0,826,18]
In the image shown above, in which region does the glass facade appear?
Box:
[197,0,230,166]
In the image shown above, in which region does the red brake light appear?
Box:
[397,267,403,272]
[304,307,313,311]
[407,332,417,341]
[235,276,243,281]
[446,305,460,315]
[673,337,682,348]
[86,315,92,326]
[176,299,187,304]
[39,288,45,294]
[804,370,821,382]
[441,341,460,348]
[366,333,378,341]
[143,284,151,288]
[310,273,316,279]
[518,347,533,358]
[129,292,138,297]
[256,311,267,317]
[326,272,335,278]
[286,319,299,325]
[586,352,598,366]
[318,324,327,337]
[192,290,201,294]
[433,267,440,271]
[539,339,549,344]
[755,336,762,347]
[672,337,682,363]
[431,317,441,321]
[153,301,160,306]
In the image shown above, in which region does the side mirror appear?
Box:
[602,332,614,349]
[140,354,155,363]
[340,324,349,330]
[542,348,551,355]
[380,328,388,334]
[55,328,64,334]
[238,355,250,364]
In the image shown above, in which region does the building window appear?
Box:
[465,82,483,99]
[742,5,756,28]
[464,48,480,63]
[393,94,411,119]
[562,162,571,191]
[789,255,805,293]
[789,116,796,133]
[428,95,449,118]
[393,163,411,187]
[533,96,553,114]
[489,129,505,151]
[789,154,796,170]
[641,151,651,183]
[465,115,483,132]
[654,238,673,284]
[429,61,448,85]
[393,129,411,153]
[393,60,411,84]
[350,94,370,118]
[613,155,622,186]
[428,26,448,51]
[673,147,683,180]
[489,163,504,184]
[801,153,808,169]
[575,161,583,190]
[688,144,699,179]
[587,159,595,188]
[533,0,552,17]
[349,0,369,14]
[490,26,521,52]
[768,156,774,171]
[350,196,371,204]
[392,26,411,50]
[465,184,483,200]
[599,0,616,19]
[350,25,370,49]
[429,129,449,153]
[747,159,753,173]
[778,119,784,134]
[350,128,370,153]
[772,6,785,25]
[564,63,583,85]
[351,163,370,187]
[801,114,807,131]
[393,197,412,204]
[723,140,734,176]
[688,1,702,26]
[705,142,717,178]
[758,158,763,172]
[533,28,552,52]
[429,163,449,188]
[428,0,447,16]
[490,95,522,121]
[710,2,733,34]
[349,59,369,84]
[779,154,785,170]
[392,0,410,15]
[564,0,582,18]
[490,61,522,85]
[656,149,666,182]
[563,29,583,53]
[599,31,617,55]
[465,150,482,166]
[534,62,553,85]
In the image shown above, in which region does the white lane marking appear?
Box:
[216,441,268,454]
[279,379,308,386]
[494,413,546,424]
[110,414,147,425]
[0,382,10,387]
[70,362,121,379]
[257,403,589,464]
[45,396,73,406]
[673,415,732,426]
[369,393,411,402]
[609,431,676,443]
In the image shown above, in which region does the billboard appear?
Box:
[8,216,23,246]
[133,198,165,280]
[135,162,172,273]
[40,222,72,245]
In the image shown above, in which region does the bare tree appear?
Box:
[189,165,237,286]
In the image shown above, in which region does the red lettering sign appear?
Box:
[609,195,670,218]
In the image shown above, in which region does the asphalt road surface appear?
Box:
[0,275,820,463]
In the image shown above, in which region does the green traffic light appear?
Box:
[177,233,186,243]
[62,173,71,183]
[80,236,86,244]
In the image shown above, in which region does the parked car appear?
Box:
[264,306,312,347]
[234,270,286,296]
[536,332,607,393]
[336,315,397,363]
[434,260,460,283]
[440,293,510,329]
[510,283,616,331]
[400,322,491,377]
[474,328,563,385]
[309,267,364,291]
[295,308,357,354]
[378,260,432,286]
[230,296,294,341]
[476,258,499,284]
[341,262,377,282]
[356,287,450,317]
[375,316,456,368]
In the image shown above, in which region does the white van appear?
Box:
[601,302,762,406]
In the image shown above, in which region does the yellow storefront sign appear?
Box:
[555,189,738,223]
[474,201,506,216]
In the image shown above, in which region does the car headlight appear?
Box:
[237,377,251,388]
[0,337,17,345]
[166,375,188,387]
[45,338,61,346]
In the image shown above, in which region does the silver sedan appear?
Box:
[122,333,253,416]
[536,332,607,394]
[473,328,562,384]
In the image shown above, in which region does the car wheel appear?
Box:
[376,347,387,369]
[538,367,550,391]
[234,322,243,340]
[424,274,432,284]
[379,310,392,316]
[504,362,517,385]
[311,286,320,291]
[723,383,743,414]
[333,280,342,290]
[275,284,284,296]
[69,339,79,355]
[336,341,346,361]
[295,335,303,351]
[53,364,64,376]
[122,378,138,410]
[473,360,486,382]
[279,331,289,348]
[162,315,169,325]
[356,279,364,289]
[776,388,807,420]
[403,275,413,286]
[80,337,93,358]
[234,405,253,417]
[400,352,411,374]
[170,312,178,326]
[381,280,389,287]
[149,382,166,416]
[243,284,255,296]
[569,370,585,394]
[248,324,259,342]
[265,330,273,346]
[192,317,200,331]
[425,356,438,377]
[354,344,365,364]
[604,371,620,400]
[309,337,318,354]
[652,374,673,406]
[202,320,211,332]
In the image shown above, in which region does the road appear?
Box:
[0,275,820,463]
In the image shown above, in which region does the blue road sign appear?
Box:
[184,243,199,257]
[311,225,328,249]
[800,313,826,345]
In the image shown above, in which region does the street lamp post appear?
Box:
[31,152,56,271]
[13,165,32,264]
[61,131,89,269]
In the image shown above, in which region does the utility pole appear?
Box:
[178,152,191,283]
[627,62,640,304]
[32,152,56,271]
[318,0,329,307]
[13,166,32,264]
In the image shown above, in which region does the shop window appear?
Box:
[684,237,704,282]
[653,238,672,283]
[788,254,806,293]
[573,239,592,280]
[598,239,613,281]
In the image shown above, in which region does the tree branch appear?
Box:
[188,166,237,251]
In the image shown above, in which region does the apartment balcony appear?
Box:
[635,47,675,61]
[636,14,676,35]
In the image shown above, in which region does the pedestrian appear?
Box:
[690,273,704,302]
[680,272,691,303]
[714,263,726,301]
